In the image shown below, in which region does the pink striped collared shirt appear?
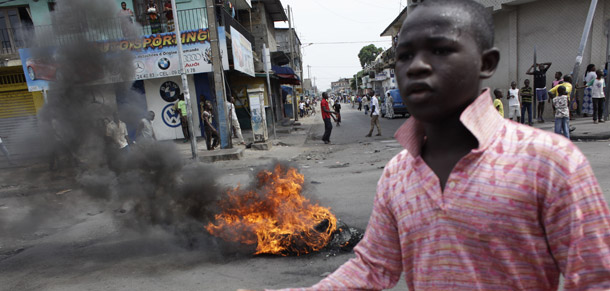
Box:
[275,90,610,291]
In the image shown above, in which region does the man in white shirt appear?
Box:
[507,81,521,122]
[366,93,382,137]
[106,112,130,153]
[227,97,245,145]
[136,111,156,142]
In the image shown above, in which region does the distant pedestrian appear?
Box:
[0,136,13,165]
[351,96,355,108]
[227,97,245,145]
[299,100,305,118]
[201,100,220,150]
[549,75,574,119]
[174,94,190,143]
[320,92,336,144]
[357,96,362,111]
[493,89,504,117]
[385,92,394,119]
[363,95,369,115]
[588,69,606,123]
[520,79,533,125]
[526,62,551,122]
[552,71,563,88]
[136,111,156,142]
[333,101,341,127]
[507,81,520,122]
[366,94,381,137]
[552,85,570,139]
[583,64,597,117]
[106,111,130,157]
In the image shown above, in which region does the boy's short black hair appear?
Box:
[557,85,567,95]
[419,0,494,51]
[493,88,502,97]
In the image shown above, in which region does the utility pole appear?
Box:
[571,0,598,109]
[263,44,277,139]
[287,5,298,121]
[171,0,197,159]
[205,0,232,149]
[605,20,610,119]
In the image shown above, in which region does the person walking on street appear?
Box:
[385,91,395,119]
[333,101,341,127]
[174,94,190,143]
[526,61,551,123]
[357,95,362,111]
[227,97,245,144]
[588,69,606,123]
[582,64,597,117]
[320,92,336,144]
[363,95,369,115]
[552,85,570,139]
[366,93,382,137]
[201,101,220,150]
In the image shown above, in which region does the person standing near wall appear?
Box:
[227,97,245,145]
[526,62,551,123]
[583,64,597,117]
[174,94,190,143]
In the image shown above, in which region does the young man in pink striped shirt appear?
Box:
[256,0,610,290]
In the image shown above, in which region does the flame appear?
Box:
[206,164,337,256]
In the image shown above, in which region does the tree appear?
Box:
[358,44,384,68]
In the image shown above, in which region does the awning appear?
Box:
[272,65,301,85]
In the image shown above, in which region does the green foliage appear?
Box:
[358,44,384,68]
[350,70,365,91]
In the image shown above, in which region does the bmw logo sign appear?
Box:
[158,57,171,70]
[159,81,181,102]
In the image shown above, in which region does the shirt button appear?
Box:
[448,181,456,189]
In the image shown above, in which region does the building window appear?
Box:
[132,0,175,34]
[0,7,33,54]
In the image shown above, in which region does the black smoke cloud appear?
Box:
[2,0,225,248]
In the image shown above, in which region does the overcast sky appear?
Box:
[275,0,405,91]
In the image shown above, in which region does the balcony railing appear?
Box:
[0,8,208,56]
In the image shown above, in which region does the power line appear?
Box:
[302,40,391,47]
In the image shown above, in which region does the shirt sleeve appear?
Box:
[587,79,595,87]
[543,157,610,290]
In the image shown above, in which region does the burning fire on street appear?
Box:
[206,164,361,256]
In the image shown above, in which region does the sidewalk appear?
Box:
[174,115,319,162]
[530,117,610,141]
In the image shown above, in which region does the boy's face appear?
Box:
[524,79,530,87]
[495,91,503,99]
[395,6,498,123]
[555,72,561,79]
[511,82,516,88]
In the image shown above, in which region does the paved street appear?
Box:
[1,104,609,290]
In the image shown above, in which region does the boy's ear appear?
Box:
[480,47,500,79]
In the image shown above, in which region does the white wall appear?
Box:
[143,75,201,141]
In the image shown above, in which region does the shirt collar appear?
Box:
[394,89,504,157]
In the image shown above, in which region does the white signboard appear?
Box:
[131,27,230,80]
[230,26,255,77]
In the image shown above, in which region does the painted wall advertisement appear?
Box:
[19,28,229,92]
[229,26,254,77]
[143,75,201,141]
